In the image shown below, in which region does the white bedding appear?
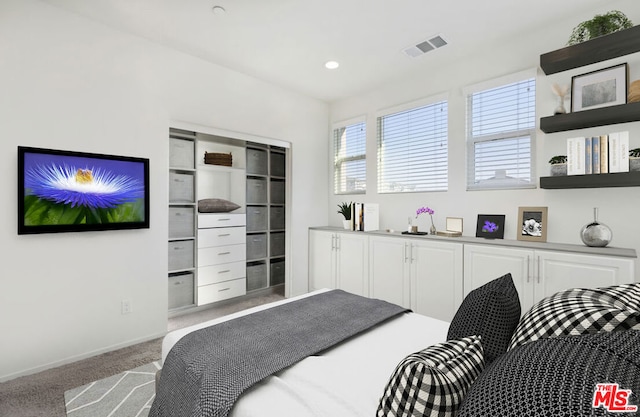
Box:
[161,289,450,417]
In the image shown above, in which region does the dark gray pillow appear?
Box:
[458,330,640,417]
[377,336,484,417]
[197,198,240,213]
[447,273,520,364]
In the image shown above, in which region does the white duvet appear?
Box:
[161,290,450,417]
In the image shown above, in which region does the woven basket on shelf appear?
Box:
[204,152,232,167]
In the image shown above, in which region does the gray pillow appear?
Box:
[197,198,240,213]
[447,273,520,364]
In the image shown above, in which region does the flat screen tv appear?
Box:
[18,146,150,234]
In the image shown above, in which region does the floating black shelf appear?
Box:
[540,25,640,75]
[540,172,640,189]
[540,101,640,133]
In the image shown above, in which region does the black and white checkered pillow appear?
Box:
[509,282,640,350]
[376,336,484,417]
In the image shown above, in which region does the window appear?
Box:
[466,71,536,190]
[333,119,366,194]
[377,100,448,193]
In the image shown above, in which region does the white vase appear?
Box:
[342,220,350,230]
[550,163,567,176]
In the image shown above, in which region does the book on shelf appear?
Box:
[566,131,630,175]
[350,202,379,232]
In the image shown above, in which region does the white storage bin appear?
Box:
[168,273,194,309]
[169,138,195,169]
[246,233,267,260]
[169,207,195,238]
[169,172,195,203]
[168,240,194,271]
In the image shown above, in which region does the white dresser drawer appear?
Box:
[198,244,246,267]
[198,213,246,228]
[198,227,246,248]
[198,261,246,286]
[197,278,246,305]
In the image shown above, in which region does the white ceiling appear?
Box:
[41,0,609,102]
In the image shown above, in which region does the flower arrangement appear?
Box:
[416,206,436,234]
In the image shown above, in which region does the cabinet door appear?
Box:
[463,244,533,312]
[308,230,336,291]
[369,236,410,308]
[536,250,635,302]
[335,233,369,297]
[411,240,463,321]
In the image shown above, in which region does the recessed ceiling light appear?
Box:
[212,6,226,15]
[325,61,339,70]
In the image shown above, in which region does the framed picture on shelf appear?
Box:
[571,63,627,112]
[517,206,548,242]
[475,214,505,239]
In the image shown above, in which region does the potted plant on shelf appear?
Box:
[549,155,567,176]
[567,10,633,45]
[630,148,640,172]
[337,202,352,229]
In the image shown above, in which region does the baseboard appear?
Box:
[0,331,166,383]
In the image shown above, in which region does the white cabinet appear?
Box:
[369,236,462,321]
[410,240,463,321]
[197,213,247,306]
[308,230,368,296]
[464,244,635,313]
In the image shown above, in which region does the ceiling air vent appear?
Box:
[403,35,448,58]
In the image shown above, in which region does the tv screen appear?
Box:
[18,146,150,234]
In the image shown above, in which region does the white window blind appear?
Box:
[466,75,536,190]
[377,100,448,193]
[334,120,366,194]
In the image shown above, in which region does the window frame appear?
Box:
[332,116,367,195]
[376,94,449,194]
[464,69,537,191]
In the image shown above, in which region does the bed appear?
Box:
[151,277,640,417]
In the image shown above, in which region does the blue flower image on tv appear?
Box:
[23,152,146,226]
[482,220,499,233]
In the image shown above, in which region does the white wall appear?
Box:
[0,0,328,381]
[329,1,640,276]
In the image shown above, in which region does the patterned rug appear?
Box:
[64,362,161,417]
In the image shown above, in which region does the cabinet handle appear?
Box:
[218,287,231,292]
[404,243,408,263]
[218,233,231,237]
[331,235,335,251]
[218,270,230,274]
[410,244,415,263]
[537,256,541,284]
[217,218,231,222]
[526,256,530,283]
[336,235,340,251]
[218,251,231,256]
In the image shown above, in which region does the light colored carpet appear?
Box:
[64,362,160,417]
[0,288,284,417]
